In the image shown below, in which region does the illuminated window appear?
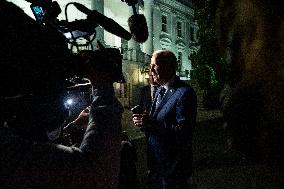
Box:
[177,52,182,73]
[177,21,182,37]
[162,15,167,32]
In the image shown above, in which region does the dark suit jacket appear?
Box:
[147,76,197,179]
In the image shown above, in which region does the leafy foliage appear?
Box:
[190,0,225,90]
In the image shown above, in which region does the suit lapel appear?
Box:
[150,76,181,117]
[153,87,176,117]
[150,88,160,116]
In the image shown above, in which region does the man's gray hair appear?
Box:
[151,50,178,70]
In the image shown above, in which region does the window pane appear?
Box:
[177,21,182,37]
[162,15,167,32]
[121,38,128,54]
[177,52,182,73]
[190,26,194,41]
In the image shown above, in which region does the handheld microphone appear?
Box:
[126,1,149,43]
[72,3,131,41]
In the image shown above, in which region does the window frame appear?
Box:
[161,15,168,33]
[177,21,182,37]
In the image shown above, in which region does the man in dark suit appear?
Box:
[133,50,197,189]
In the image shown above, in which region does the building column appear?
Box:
[143,0,153,55]
[91,0,105,46]
[128,3,142,62]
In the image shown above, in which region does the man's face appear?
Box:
[150,55,173,85]
[148,71,158,86]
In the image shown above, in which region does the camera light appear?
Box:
[66,98,74,106]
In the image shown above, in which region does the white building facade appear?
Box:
[151,0,198,78]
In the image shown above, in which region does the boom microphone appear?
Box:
[72,3,131,41]
[128,14,149,43]
[125,1,149,43]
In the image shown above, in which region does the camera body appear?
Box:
[30,1,61,24]
[30,4,45,24]
[30,1,124,83]
[1,0,125,140]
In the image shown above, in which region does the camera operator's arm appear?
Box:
[63,107,90,132]
[73,106,90,129]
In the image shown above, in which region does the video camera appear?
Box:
[0,0,135,140]
[25,0,129,84]
[24,0,129,120]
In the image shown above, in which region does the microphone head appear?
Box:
[128,14,149,43]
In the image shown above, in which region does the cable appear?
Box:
[65,2,80,52]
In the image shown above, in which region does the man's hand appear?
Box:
[64,106,90,131]
[73,106,90,129]
[132,112,150,128]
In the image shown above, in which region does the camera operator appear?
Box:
[0,1,123,188]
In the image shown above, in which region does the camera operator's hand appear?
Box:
[64,106,90,131]
[132,112,150,128]
[74,106,90,129]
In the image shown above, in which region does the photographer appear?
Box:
[0,1,123,188]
